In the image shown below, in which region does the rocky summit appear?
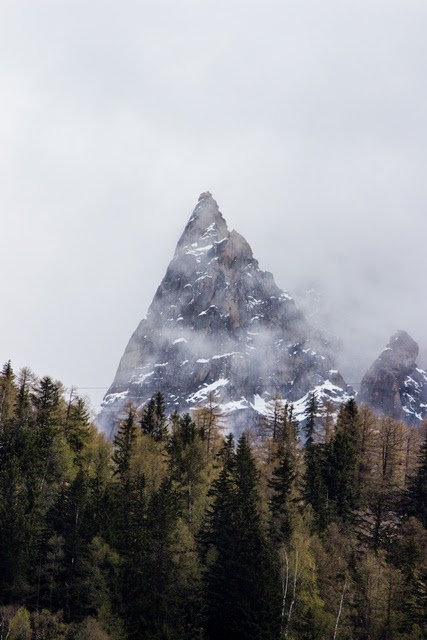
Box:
[359,330,427,424]
[97,192,351,435]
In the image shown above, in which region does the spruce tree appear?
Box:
[168,413,204,520]
[120,476,181,640]
[303,392,318,444]
[140,391,168,441]
[112,405,138,487]
[65,395,91,461]
[269,443,297,544]
[44,469,91,621]
[327,398,361,523]
[302,393,328,530]
[204,434,279,640]
[0,452,29,601]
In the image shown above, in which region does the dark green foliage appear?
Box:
[112,406,138,486]
[303,392,317,444]
[140,391,168,441]
[2,363,427,640]
[406,427,427,527]
[269,400,301,543]
[119,477,182,640]
[302,394,329,530]
[168,413,205,520]
[269,444,296,543]
[204,434,280,640]
[303,442,329,530]
[0,454,29,601]
[65,395,91,461]
[326,398,361,522]
[42,470,93,620]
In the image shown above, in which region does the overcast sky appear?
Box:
[1,0,426,413]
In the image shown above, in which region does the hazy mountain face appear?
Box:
[98,193,350,435]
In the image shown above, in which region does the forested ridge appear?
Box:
[0,361,426,640]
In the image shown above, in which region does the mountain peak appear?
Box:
[359,330,427,423]
[383,330,419,372]
[190,191,220,224]
[198,190,216,204]
[176,193,229,255]
[98,194,349,436]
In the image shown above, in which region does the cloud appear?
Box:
[0,0,426,409]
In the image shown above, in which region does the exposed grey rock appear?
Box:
[359,330,427,423]
[97,192,351,436]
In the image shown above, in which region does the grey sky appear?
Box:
[1,0,426,412]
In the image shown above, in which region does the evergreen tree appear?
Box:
[327,398,361,523]
[204,434,279,640]
[108,405,143,558]
[120,476,181,639]
[406,426,427,527]
[168,413,205,521]
[44,469,91,621]
[14,367,34,426]
[140,392,167,442]
[302,393,328,530]
[303,392,317,444]
[32,376,62,436]
[268,401,300,543]
[269,443,297,544]
[112,405,138,487]
[26,377,65,504]
[0,452,29,601]
[0,361,16,425]
[65,394,91,461]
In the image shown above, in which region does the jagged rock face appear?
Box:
[98,193,350,435]
[359,330,427,423]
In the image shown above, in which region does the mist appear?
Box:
[1,0,426,412]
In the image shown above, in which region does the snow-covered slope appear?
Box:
[97,193,351,435]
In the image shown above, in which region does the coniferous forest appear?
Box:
[0,361,426,640]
